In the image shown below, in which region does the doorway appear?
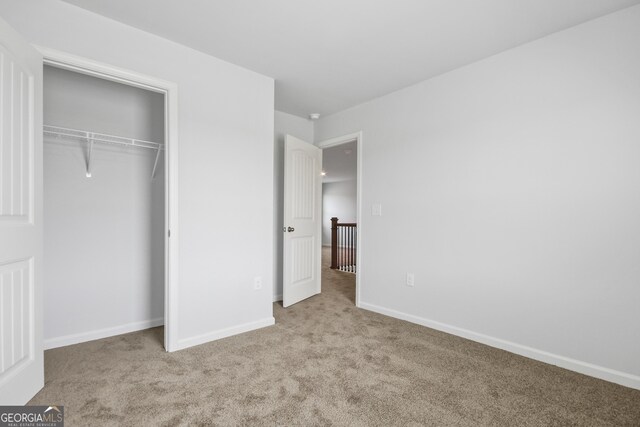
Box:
[280,132,362,308]
[39,48,179,351]
[318,132,362,307]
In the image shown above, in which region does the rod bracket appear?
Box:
[86,132,94,178]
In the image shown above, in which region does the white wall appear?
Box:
[322,180,357,246]
[315,6,640,388]
[1,0,275,350]
[44,65,165,142]
[273,110,314,301]
[43,66,165,348]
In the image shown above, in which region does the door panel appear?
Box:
[283,135,321,307]
[0,259,32,375]
[0,16,43,405]
[0,44,32,221]
[291,236,314,284]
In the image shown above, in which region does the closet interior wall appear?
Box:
[43,65,165,349]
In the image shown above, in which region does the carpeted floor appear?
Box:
[30,248,640,426]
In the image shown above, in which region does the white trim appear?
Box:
[35,46,170,93]
[317,131,363,307]
[175,317,275,351]
[273,293,283,302]
[36,46,180,352]
[44,318,164,350]
[316,132,360,149]
[360,302,640,390]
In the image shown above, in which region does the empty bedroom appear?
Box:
[1,1,639,425]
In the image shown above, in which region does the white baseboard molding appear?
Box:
[44,317,164,350]
[175,317,275,351]
[359,302,640,390]
[273,293,283,302]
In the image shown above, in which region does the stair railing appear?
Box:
[330,217,357,273]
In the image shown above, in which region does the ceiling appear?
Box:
[322,141,357,184]
[61,0,640,118]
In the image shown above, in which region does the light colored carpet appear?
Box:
[29,249,640,425]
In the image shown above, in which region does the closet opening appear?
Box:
[42,61,174,351]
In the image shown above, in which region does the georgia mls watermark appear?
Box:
[0,406,64,427]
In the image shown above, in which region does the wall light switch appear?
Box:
[254,277,262,290]
[372,203,382,216]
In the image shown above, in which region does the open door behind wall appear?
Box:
[282,135,322,307]
[0,17,44,404]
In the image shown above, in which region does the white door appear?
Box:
[283,135,322,307]
[0,17,44,404]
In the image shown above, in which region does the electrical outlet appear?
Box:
[254,276,262,290]
[372,203,382,216]
[406,273,415,287]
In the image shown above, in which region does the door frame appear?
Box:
[35,46,180,351]
[317,131,363,307]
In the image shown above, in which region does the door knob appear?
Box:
[288,227,295,232]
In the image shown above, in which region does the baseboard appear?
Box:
[273,293,282,302]
[175,317,275,351]
[44,317,164,350]
[359,302,640,390]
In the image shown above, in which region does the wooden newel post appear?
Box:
[330,217,338,269]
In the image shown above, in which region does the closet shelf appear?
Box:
[43,125,164,179]
[43,125,164,151]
